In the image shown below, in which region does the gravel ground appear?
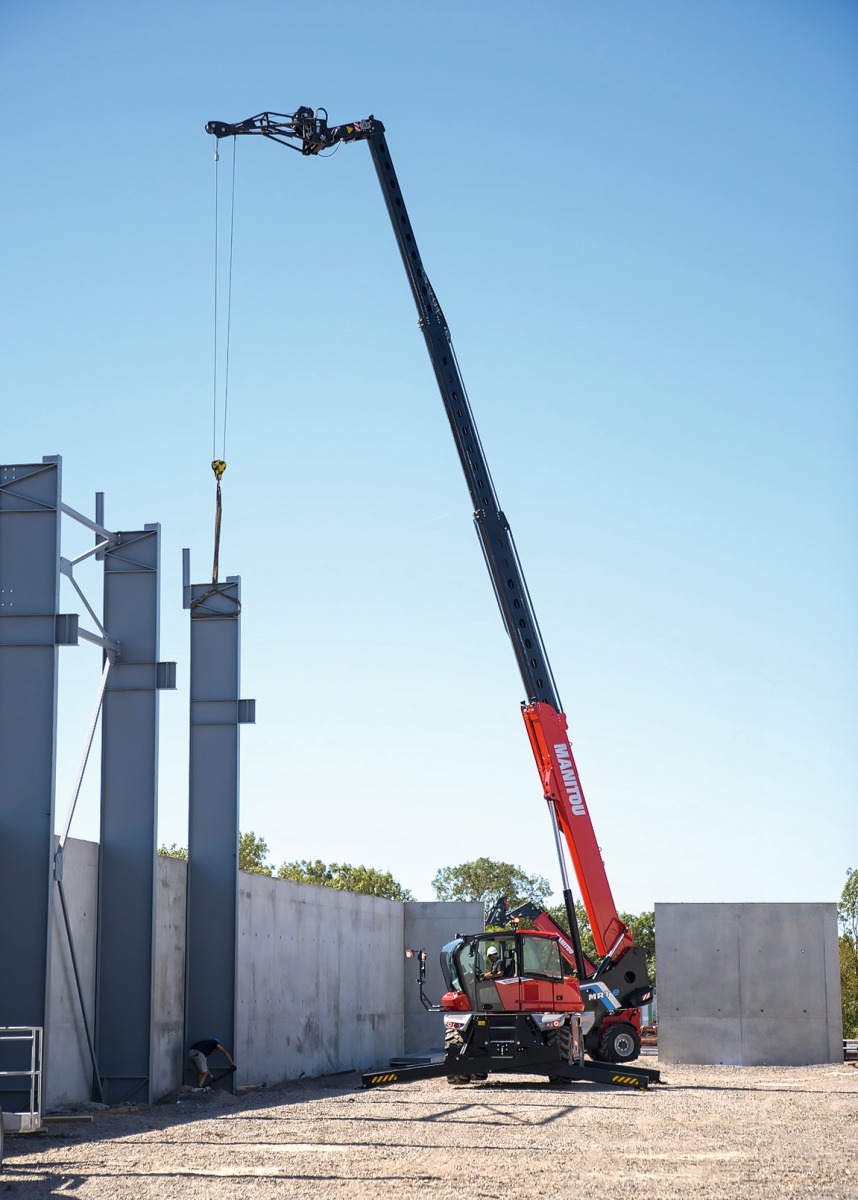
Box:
[3,1057,857,1199]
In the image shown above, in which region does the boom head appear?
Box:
[205,107,383,155]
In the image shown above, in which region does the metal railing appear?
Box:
[0,1027,43,1132]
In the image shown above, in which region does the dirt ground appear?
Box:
[2,1057,857,1200]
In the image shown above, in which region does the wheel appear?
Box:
[547,1022,575,1082]
[445,1026,471,1085]
[597,1022,641,1064]
[556,1025,573,1062]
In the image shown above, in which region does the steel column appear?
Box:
[96,524,173,1104]
[0,457,75,1109]
[184,560,254,1089]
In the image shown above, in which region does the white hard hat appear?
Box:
[487,946,499,956]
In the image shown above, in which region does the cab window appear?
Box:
[520,936,564,980]
[456,944,476,996]
[477,937,516,979]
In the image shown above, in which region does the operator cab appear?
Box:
[440,932,584,1015]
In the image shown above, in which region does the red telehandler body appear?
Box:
[206,107,658,1090]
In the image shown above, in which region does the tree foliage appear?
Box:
[545,900,597,963]
[544,902,656,982]
[157,832,273,875]
[157,843,188,860]
[839,867,858,1037]
[624,909,656,984]
[431,858,550,911]
[277,859,413,901]
[239,831,274,875]
[157,834,410,897]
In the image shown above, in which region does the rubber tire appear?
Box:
[445,1026,471,1085]
[547,1023,574,1083]
[557,1025,573,1062]
[597,1022,641,1064]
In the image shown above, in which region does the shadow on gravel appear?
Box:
[1,1069,650,1168]
[5,1161,443,1187]
[661,1083,827,1095]
[1,1074,363,1162]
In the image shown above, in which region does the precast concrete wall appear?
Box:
[236,874,408,1083]
[403,901,485,1054]
[151,853,187,1100]
[46,840,189,1107]
[46,837,99,1109]
[43,839,480,1104]
[655,902,842,1066]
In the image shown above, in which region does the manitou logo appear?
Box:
[553,743,586,815]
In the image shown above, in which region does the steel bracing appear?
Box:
[0,458,176,1107]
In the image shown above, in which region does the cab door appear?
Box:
[471,936,519,1012]
[516,934,577,1011]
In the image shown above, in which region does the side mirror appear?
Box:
[405,948,427,981]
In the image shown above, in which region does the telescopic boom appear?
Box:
[206,107,641,980]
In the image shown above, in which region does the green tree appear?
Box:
[545,900,597,963]
[624,910,656,985]
[839,867,858,1038]
[431,858,550,920]
[277,859,413,901]
[157,832,273,875]
[543,902,656,982]
[239,831,273,875]
[158,843,188,860]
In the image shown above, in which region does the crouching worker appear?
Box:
[188,1037,235,1088]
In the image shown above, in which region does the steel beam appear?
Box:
[95,524,174,1104]
[0,457,72,1110]
[184,558,254,1090]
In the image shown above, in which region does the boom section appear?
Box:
[364,131,561,711]
[358,119,629,959]
[207,107,559,710]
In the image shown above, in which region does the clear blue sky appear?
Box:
[3,1,856,915]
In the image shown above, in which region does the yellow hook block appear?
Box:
[211,460,227,481]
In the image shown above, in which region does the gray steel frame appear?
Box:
[95,524,174,1105]
[183,555,254,1090]
[0,458,74,1110]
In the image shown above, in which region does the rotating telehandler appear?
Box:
[206,107,658,1090]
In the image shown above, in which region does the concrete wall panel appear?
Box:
[44,839,486,1103]
[403,901,484,1054]
[237,874,406,1084]
[656,902,842,1066]
[151,853,187,1100]
[656,903,742,1022]
[45,838,99,1109]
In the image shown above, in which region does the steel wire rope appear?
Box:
[212,138,219,461]
[206,137,239,589]
[220,134,237,463]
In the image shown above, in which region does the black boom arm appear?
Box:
[206,106,562,711]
